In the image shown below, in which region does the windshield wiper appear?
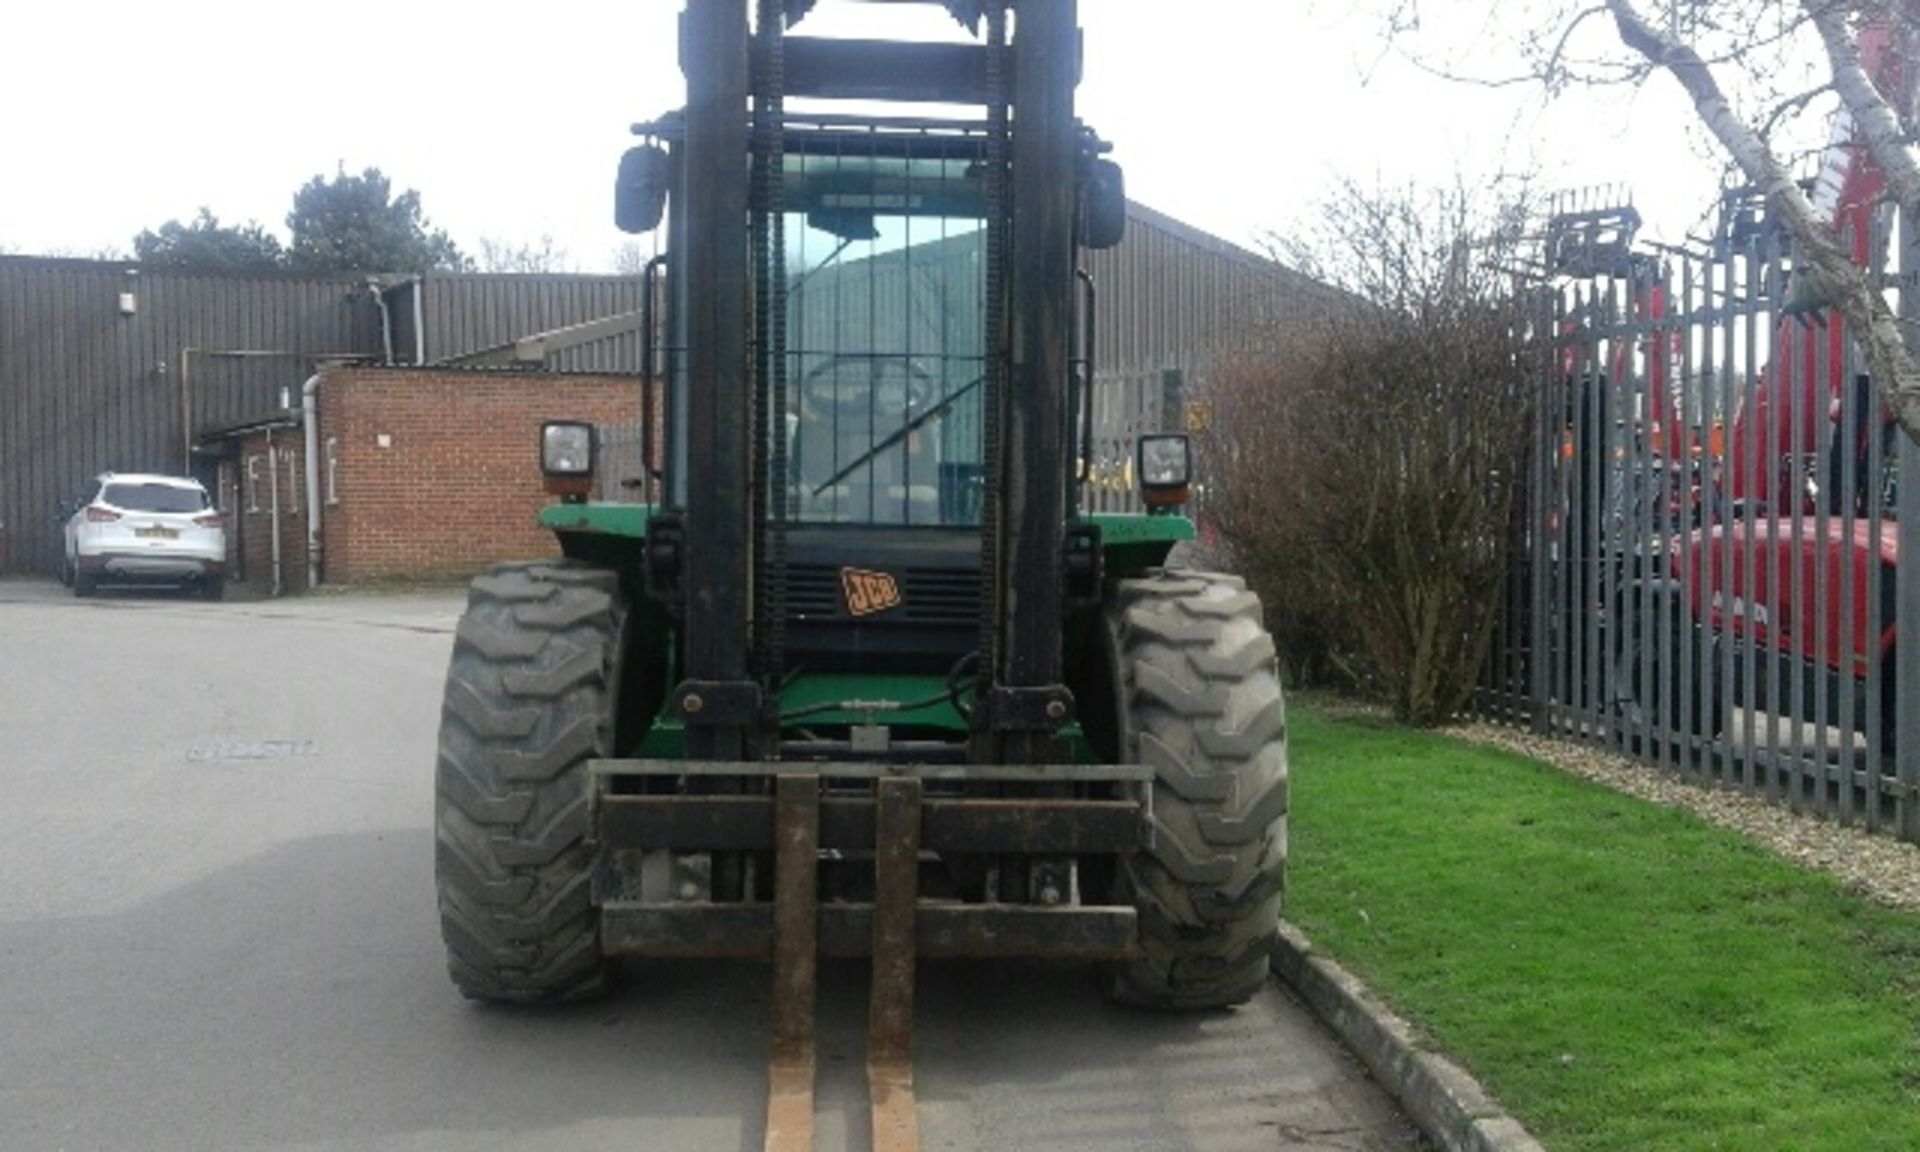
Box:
[785,237,856,299]
[810,374,984,496]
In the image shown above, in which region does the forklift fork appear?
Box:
[867,778,923,1151]
[589,759,1151,1151]
[765,774,924,1152]
[766,775,822,1152]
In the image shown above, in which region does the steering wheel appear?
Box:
[798,355,935,421]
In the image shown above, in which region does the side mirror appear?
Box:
[1080,157,1126,250]
[615,145,672,235]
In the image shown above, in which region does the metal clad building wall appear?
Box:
[1075,202,1345,513]
[1085,201,1339,377]
[417,273,649,373]
[0,257,381,574]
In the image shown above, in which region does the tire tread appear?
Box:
[434,560,622,1004]
[1106,570,1289,1010]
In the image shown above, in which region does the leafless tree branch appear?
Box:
[1757,80,1838,140]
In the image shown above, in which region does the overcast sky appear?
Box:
[0,2,1765,270]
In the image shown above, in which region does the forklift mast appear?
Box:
[629,0,1107,769]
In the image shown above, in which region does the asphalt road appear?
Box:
[0,578,1424,1152]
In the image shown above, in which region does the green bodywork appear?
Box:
[540,501,1189,758]
[538,501,654,539]
[635,671,1095,761]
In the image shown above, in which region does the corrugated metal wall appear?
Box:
[1087,201,1342,374]
[399,273,649,373]
[0,261,656,574]
[1078,203,1343,514]
[782,200,1330,414]
[0,257,384,575]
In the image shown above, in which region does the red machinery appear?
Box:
[1669,12,1911,747]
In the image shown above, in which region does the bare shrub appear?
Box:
[1203,180,1539,725]
[1202,345,1348,689]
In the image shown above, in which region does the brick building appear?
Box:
[199,367,638,595]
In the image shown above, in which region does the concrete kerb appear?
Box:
[1270,921,1547,1152]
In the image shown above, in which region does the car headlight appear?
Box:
[1135,433,1191,508]
[542,422,596,477]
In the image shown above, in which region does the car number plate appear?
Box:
[136,526,179,540]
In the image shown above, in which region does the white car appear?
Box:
[62,472,227,600]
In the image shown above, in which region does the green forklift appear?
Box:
[433,1,1287,1145]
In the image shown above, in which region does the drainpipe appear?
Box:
[301,372,325,589]
[180,347,196,473]
[267,428,283,598]
[370,280,394,365]
[411,276,426,364]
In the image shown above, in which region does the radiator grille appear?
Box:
[786,564,980,625]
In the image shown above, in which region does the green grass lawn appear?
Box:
[1285,705,1920,1152]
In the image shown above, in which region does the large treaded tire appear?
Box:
[1105,571,1289,1009]
[435,560,625,1003]
[1609,588,1721,750]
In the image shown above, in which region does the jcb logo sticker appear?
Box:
[841,568,903,617]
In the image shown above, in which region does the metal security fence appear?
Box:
[1479,194,1920,842]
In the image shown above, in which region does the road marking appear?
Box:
[186,740,319,762]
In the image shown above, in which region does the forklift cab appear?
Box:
[616,117,1121,531]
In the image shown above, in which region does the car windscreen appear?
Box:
[103,482,208,514]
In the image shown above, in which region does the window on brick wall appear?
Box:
[284,452,300,514]
[245,456,262,514]
[325,437,340,506]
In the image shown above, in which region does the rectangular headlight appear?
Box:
[1136,434,1191,490]
[542,422,596,477]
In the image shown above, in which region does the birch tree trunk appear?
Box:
[1806,2,1920,215]
[1606,0,1920,441]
